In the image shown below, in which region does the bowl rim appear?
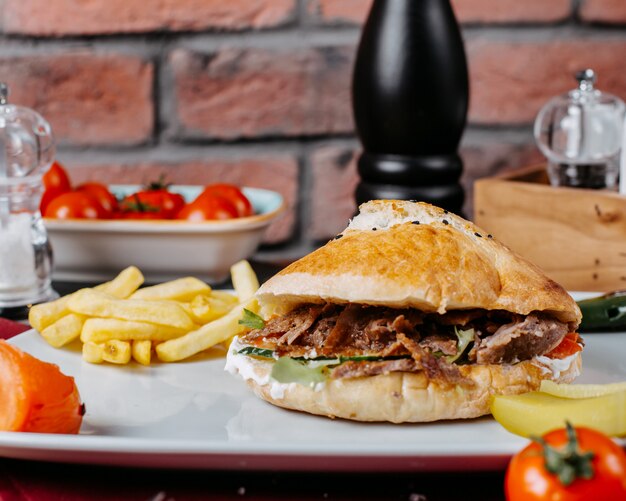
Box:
[44,186,285,234]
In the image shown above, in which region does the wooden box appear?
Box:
[474,165,626,292]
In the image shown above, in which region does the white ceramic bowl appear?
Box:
[44,186,284,284]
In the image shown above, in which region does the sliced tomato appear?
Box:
[76,182,118,216]
[200,184,253,217]
[546,332,583,359]
[177,195,238,221]
[43,191,108,219]
[43,162,71,192]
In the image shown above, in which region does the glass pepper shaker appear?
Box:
[534,69,625,190]
[0,82,58,311]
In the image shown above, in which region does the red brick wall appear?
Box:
[2,0,625,256]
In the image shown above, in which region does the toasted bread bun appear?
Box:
[226,337,582,423]
[233,201,583,423]
[258,200,581,326]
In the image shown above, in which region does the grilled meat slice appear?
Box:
[241,303,571,380]
[396,332,467,385]
[419,334,457,356]
[322,306,421,356]
[475,314,568,364]
[277,305,324,345]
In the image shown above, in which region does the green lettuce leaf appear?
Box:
[237,347,413,387]
[446,327,475,364]
[238,309,265,330]
[270,357,339,387]
[237,346,274,358]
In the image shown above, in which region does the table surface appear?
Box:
[0,260,509,501]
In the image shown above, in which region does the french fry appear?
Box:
[96,266,144,299]
[83,342,104,364]
[230,260,260,303]
[156,299,259,362]
[177,301,196,319]
[81,318,187,343]
[132,340,152,366]
[186,294,238,324]
[40,313,86,348]
[209,290,239,303]
[83,340,132,364]
[102,340,132,364]
[68,289,195,330]
[29,295,73,332]
[129,277,210,302]
[34,264,261,366]
[29,266,143,332]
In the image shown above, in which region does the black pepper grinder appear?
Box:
[352,0,469,214]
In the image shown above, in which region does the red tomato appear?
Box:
[506,423,626,501]
[177,195,238,221]
[76,182,118,216]
[43,162,71,192]
[200,184,253,217]
[40,186,69,215]
[117,211,163,220]
[546,333,583,359]
[43,192,107,220]
[121,191,184,219]
[118,193,168,219]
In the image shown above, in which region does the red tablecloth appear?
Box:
[0,318,29,340]
[0,317,506,501]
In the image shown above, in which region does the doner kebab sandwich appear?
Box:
[227,200,583,423]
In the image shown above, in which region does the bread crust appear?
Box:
[258,201,581,326]
[227,346,582,423]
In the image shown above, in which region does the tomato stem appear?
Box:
[143,173,171,191]
[531,422,595,486]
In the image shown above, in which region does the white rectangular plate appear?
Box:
[1,295,624,472]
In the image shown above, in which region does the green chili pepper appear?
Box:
[577,291,626,331]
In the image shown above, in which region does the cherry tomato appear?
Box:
[506,423,626,501]
[76,182,118,216]
[122,191,184,219]
[120,177,185,219]
[177,195,238,221]
[40,186,69,215]
[129,177,186,219]
[43,192,107,220]
[200,184,253,217]
[43,162,71,192]
[117,211,163,220]
[118,193,168,219]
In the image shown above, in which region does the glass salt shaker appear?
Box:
[0,82,57,312]
[534,69,625,190]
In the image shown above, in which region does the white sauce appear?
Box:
[532,351,581,379]
[225,337,295,400]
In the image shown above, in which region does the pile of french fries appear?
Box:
[28,261,260,365]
